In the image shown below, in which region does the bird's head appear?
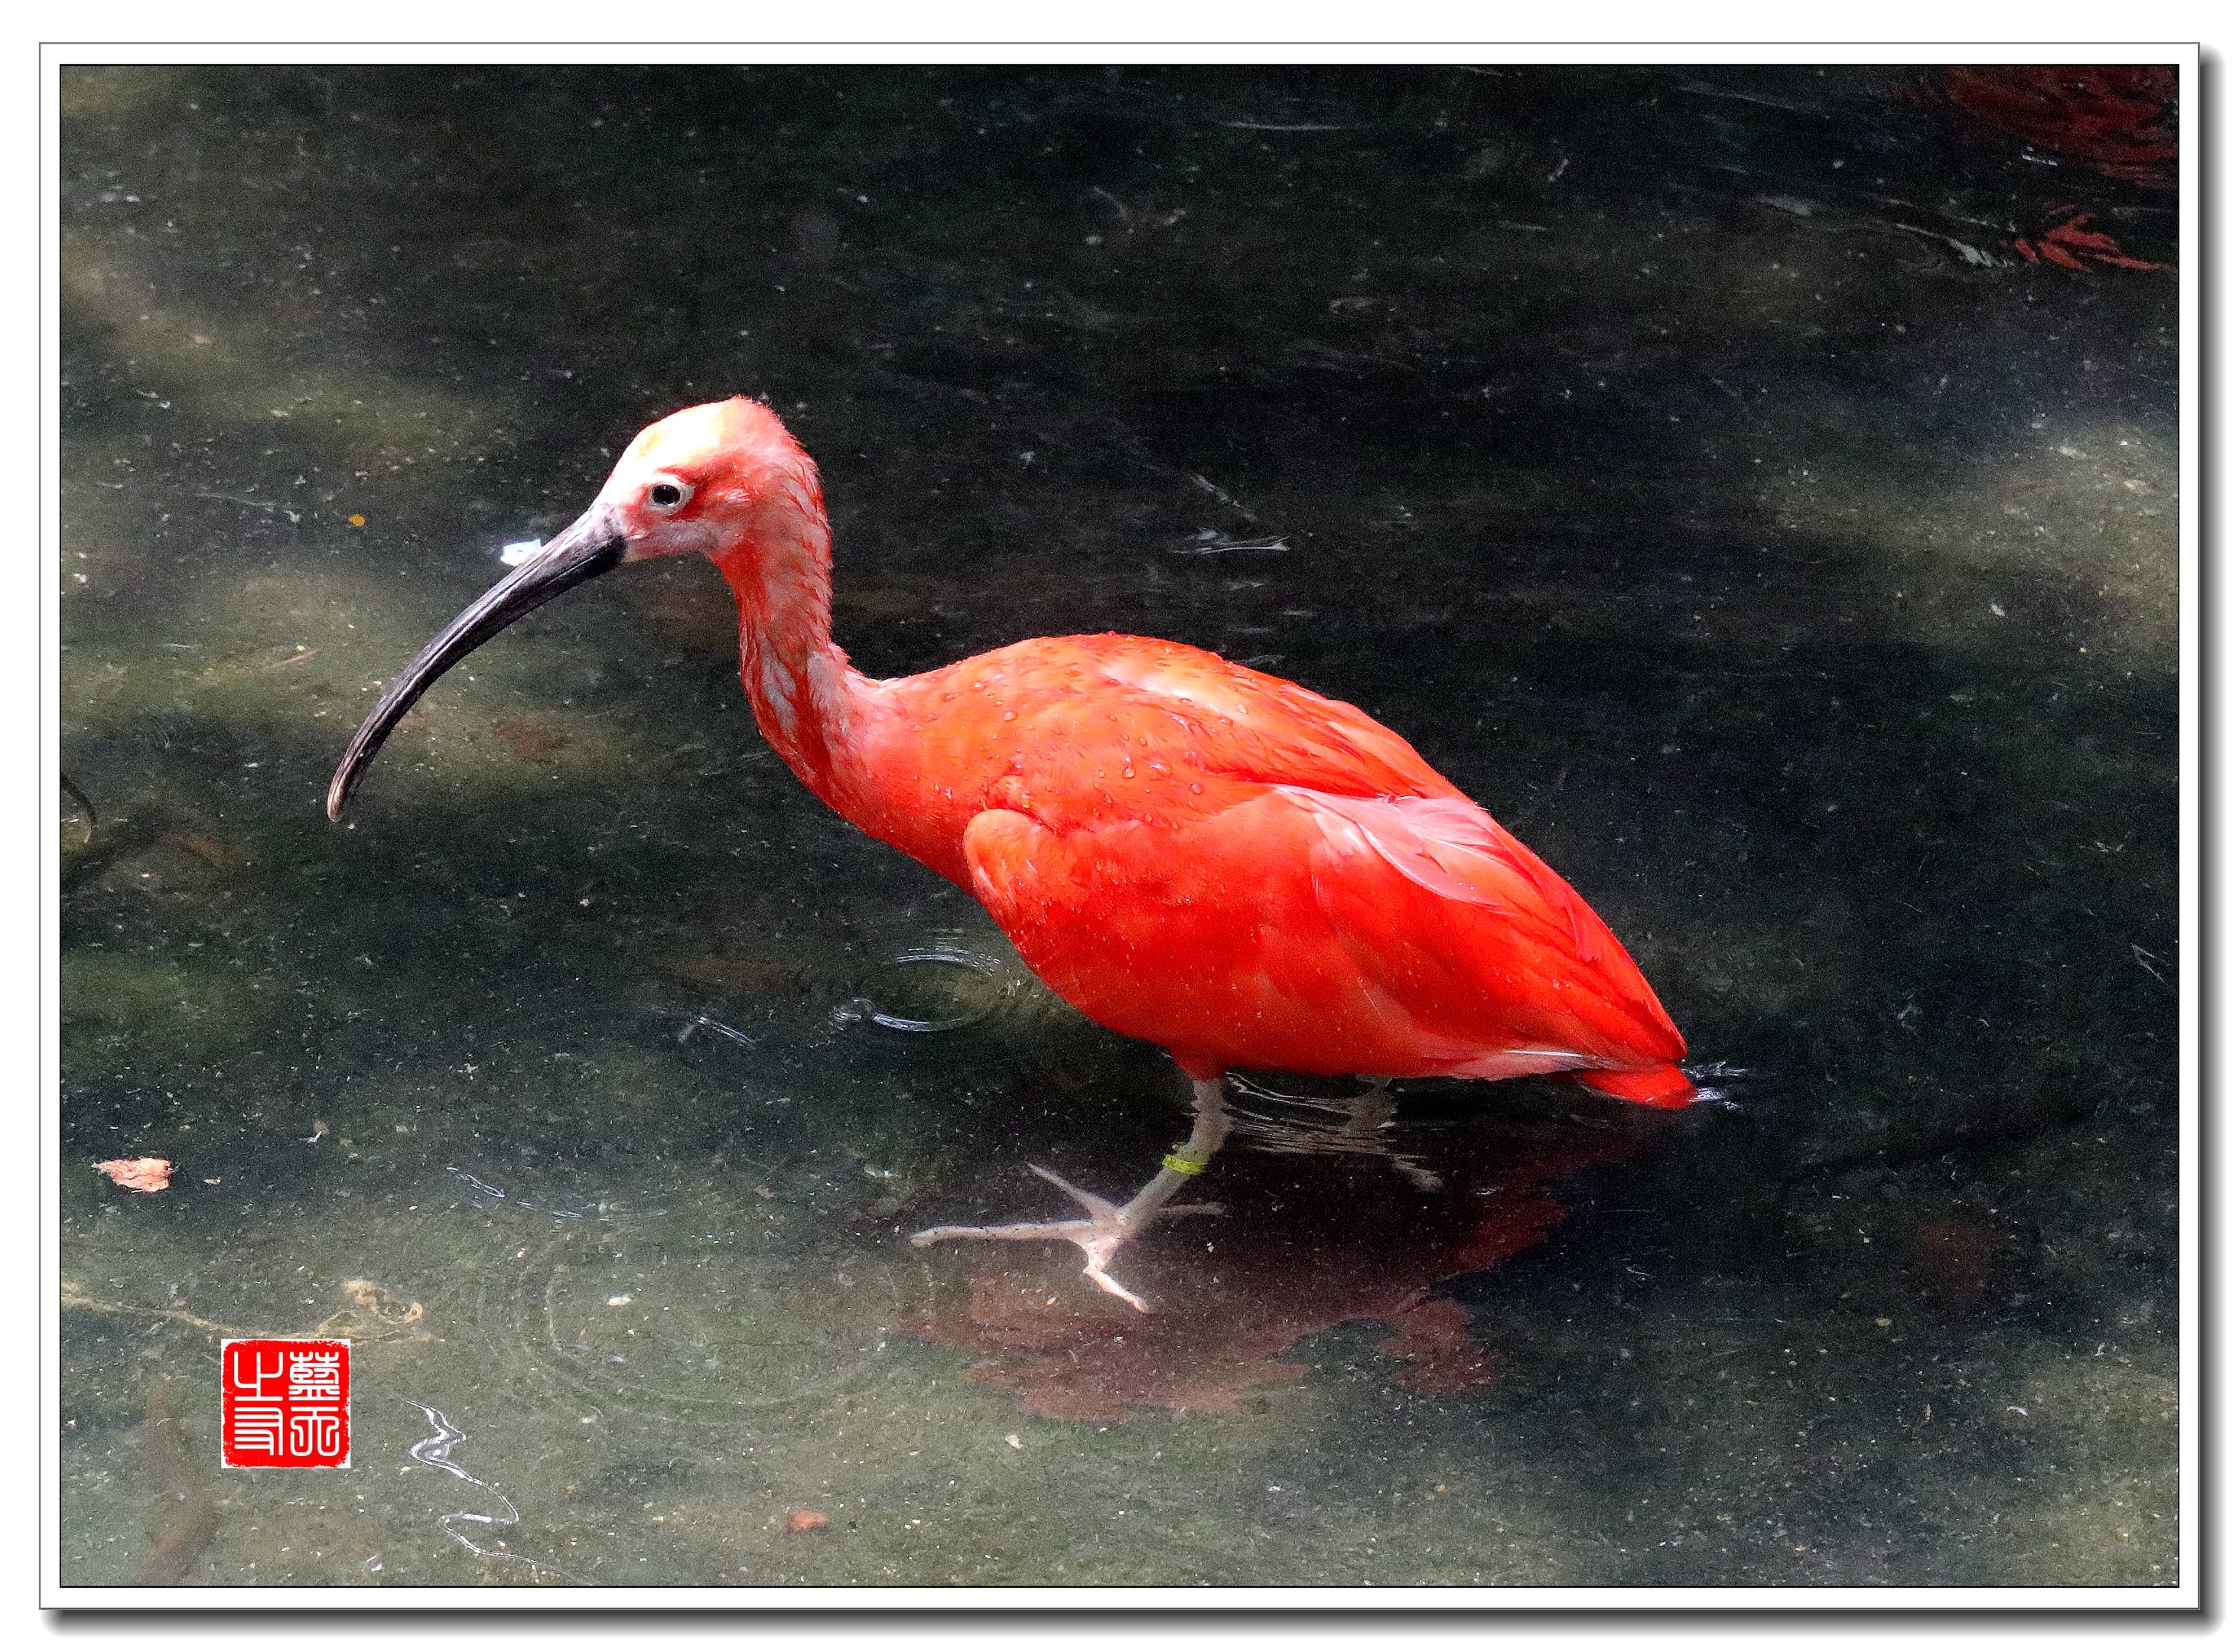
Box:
[595,396,825,567]
[325,397,821,821]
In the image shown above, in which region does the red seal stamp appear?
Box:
[220,1339,350,1468]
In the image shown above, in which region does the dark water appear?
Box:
[58,64,2179,1589]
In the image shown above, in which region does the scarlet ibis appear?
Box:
[329,398,1694,1311]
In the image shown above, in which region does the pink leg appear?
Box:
[909,1075,1230,1312]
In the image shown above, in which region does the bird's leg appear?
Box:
[909,1077,1231,1312]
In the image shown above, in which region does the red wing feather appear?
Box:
[1072,637,1461,805]
[1292,789,1684,1072]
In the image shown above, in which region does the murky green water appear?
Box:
[58,63,2179,1589]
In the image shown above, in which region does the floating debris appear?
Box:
[676,1013,757,1047]
[1168,530,1290,556]
[446,1164,588,1220]
[194,491,301,523]
[60,1283,232,1334]
[94,1156,173,1192]
[314,1279,431,1344]
[2012,210,2166,272]
[404,1401,574,1579]
[62,1276,424,1343]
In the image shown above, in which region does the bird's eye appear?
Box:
[649,481,687,508]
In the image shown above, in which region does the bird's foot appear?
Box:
[910,1164,1220,1312]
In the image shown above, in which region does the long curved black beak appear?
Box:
[327,503,629,821]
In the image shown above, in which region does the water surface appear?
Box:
[59,63,2179,1589]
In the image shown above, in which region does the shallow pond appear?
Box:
[58,63,2179,1590]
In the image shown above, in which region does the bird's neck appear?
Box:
[711,522,871,808]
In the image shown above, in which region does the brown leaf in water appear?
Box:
[95,1157,173,1192]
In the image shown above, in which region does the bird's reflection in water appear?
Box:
[1222,1072,1443,1192]
[910,1091,1652,1423]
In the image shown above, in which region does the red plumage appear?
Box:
[330,398,1695,1310]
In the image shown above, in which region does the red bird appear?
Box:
[330,398,1694,1309]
